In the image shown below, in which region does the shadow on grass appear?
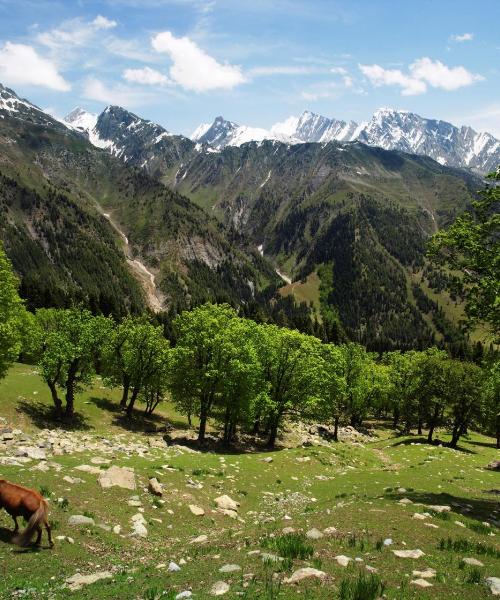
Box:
[88,397,189,434]
[16,400,92,431]
[385,490,499,525]
[0,528,46,551]
[467,439,498,449]
[389,436,476,454]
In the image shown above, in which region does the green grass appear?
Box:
[0,363,498,599]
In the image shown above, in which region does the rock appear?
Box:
[168,561,181,572]
[131,513,148,538]
[306,527,324,540]
[393,549,425,559]
[399,498,413,505]
[63,476,83,484]
[214,495,239,512]
[486,577,500,596]
[323,527,337,535]
[191,534,208,544]
[75,464,101,475]
[90,457,111,465]
[412,568,436,578]
[334,555,352,567]
[219,564,241,573]
[462,557,484,567]
[282,527,296,534]
[218,508,238,519]
[365,565,378,573]
[486,460,500,471]
[176,593,193,600]
[68,515,95,526]
[455,521,466,527]
[65,571,112,591]
[296,457,311,463]
[210,581,230,596]
[189,505,205,516]
[148,477,163,496]
[411,578,433,588]
[113,525,121,535]
[55,535,74,544]
[284,567,327,584]
[383,538,393,546]
[413,513,427,520]
[98,466,136,490]
[17,447,46,460]
[427,504,451,513]
[260,457,273,463]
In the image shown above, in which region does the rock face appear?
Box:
[284,567,327,584]
[98,466,136,490]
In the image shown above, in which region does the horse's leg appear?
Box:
[34,526,42,546]
[45,520,54,547]
[12,516,19,532]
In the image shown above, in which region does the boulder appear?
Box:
[486,577,500,596]
[98,466,136,490]
[306,527,324,540]
[334,555,352,567]
[284,567,327,584]
[189,504,205,516]
[214,495,239,512]
[148,477,163,496]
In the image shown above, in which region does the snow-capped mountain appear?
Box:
[64,107,98,133]
[192,109,500,173]
[0,83,66,129]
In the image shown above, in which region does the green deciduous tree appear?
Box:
[0,242,28,379]
[428,171,500,341]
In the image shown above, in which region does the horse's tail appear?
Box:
[12,499,48,547]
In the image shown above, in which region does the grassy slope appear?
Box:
[0,364,498,599]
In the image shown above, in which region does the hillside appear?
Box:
[0,84,278,316]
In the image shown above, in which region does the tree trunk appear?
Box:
[333,415,339,442]
[64,361,78,418]
[427,422,435,443]
[120,376,130,409]
[392,407,399,429]
[417,418,423,436]
[48,381,62,417]
[267,424,278,449]
[126,387,139,418]
[496,413,500,449]
[449,424,460,448]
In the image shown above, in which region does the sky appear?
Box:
[0,0,498,137]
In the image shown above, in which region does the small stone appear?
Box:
[383,538,393,546]
[168,561,181,572]
[334,555,352,567]
[75,464,101,475]
[486,577,500,596]
[411,578,433,588]
[284,567,327,584]
[282,527,296,534]
[210,581,230,596]
[399,498,413,505]
[219,564,241,573]
[191,534,208,544]
[413,513,427,520]
[68,515,95,526]
[148,477,163,496]
[462,557,484,567]
[412,568,436,579]
[306,527,324,540]
[65,571,112,591]
[323,526,337,535]
[214,495,239,512]
[176,593,193,600]
[113,525,121,534]
[189,505,205,516]
[393,549,425,559]
[260,457,273,463]
[427,504,451,513]
[90,457,111,465]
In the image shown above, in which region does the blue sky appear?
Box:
[0,0,498,136]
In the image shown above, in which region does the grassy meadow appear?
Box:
[0,363,498,599]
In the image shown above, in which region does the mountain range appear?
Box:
[0,81,494,351]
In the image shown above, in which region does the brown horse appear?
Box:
[0,479,53,547]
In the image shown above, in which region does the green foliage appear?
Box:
[428,171,500,341]
[339,572,385,600]
[0,241,29,379]
[261,533,314,560]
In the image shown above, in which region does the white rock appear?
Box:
[210,581,230,596]
[189,504,205,516]
[282,527,296,534]
[412,568,436,579]
[462,557,484,567]
[306,527,324,540]
[176,593,193,600]
[99,466,136,490]
[411,578,433,588]
[393,549,425,559]
[427,504,451,513]
[168,561,181,572]
[65,571,112,591]
[113,525,121,535]
[75,464,101,475]
[90,457,111,465]
[148,477,163,496]
[413,513,427,520]
[68,515,95,526]
[219,564,241,573]
[63,476,83,484]
[383,538,393,546]
[334,555,352,567]
[284,567,327,584]
[399,498,413,505]
[486,577,500,596]
[214,495,239,512]
[323,527,337,535]
[191,534,208,544]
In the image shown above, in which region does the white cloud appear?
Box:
[359,63,426,95]
[331,66,353,88]
[359,57,483,95]
[450,32,473,42]
[248,65,321,77]
[123,66,170,86]
[152,31,245,91]
[410,57,483,91]
[0,42,70,91]
[83,77,155,106]
[92,15,118,30]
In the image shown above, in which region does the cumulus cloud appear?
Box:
[92,15,118,30]
[450,32,473,42]
[0,42,70,91]
[83,77,155,106]
[123,66,170,85]
[359,57,483,95]
[38,16,117,50]
[152,31,245,91]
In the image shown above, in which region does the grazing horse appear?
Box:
[0,480,53,547]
